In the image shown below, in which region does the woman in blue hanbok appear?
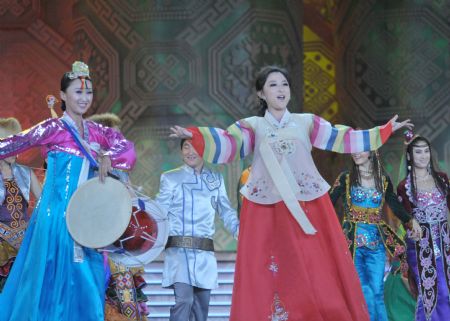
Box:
[0,62,136,321]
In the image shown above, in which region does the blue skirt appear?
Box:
[0,152,105,321]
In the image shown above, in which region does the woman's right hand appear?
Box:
[169,126,193,139]
[408,219,422,241]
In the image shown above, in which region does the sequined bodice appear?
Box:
[406,176,448,223]
[351,186,383,208]
[415,188,446,209]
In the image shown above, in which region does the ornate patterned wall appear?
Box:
[302,0,349,184]
[0,0,74,167]
[4,0,446,251]
[334,0,450,184]
[0,0,303,252]
[72,0,304,251]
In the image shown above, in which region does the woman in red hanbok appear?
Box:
[170,66,413,321]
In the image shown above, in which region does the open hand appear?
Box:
[169,126,193,139]
[409,219,422,241]
[390,115,414,132]
[98,155,112,183]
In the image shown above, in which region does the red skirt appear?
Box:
[230,195,369,321]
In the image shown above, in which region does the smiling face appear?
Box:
[410,140,431,170]
[60,78,93,117]
[181,140,204,171]
[351,151,371,167]
[257,72,291,112]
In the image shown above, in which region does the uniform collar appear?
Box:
[182,164,207,175]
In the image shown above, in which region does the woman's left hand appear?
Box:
[409,219,422,241]
[98,154,112,183]
[390,114,414,132]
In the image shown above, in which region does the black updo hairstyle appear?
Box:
[60,73,92,111]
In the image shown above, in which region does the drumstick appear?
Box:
[107,172,120,180]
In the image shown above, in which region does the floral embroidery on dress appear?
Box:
[441,222,450,297]
[404,174,450,319]
[271,139,296,156]
[245,178,269,199]
[269,293,289,321]
[417,225,438,319]
[268,256,279,275]
[295,172,327,195]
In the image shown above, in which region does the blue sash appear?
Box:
[60,119,98,168]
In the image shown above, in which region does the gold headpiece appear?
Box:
[67,61,90,80]
[67,61,90,89]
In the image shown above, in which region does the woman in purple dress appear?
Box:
[397,131,450,321]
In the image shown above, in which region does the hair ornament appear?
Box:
[403,129,420,145]
[67,61,90,79]
[46,95,59,118]
[67,61,90,89]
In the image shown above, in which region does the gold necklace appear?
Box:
[359,169,373,179]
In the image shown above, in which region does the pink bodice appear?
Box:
[0,118,136,170]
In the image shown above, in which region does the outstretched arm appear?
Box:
[170,120,255,164]
[0,118,61,160]
[310,114,413,154]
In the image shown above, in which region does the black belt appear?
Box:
[166,236,214,252]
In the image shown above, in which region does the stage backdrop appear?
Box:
[0,0,448,251]
[0,0,303,251]
[304,0,449,189]
[334,0,450,185]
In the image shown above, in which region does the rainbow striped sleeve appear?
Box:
[309,115,393,153]
[188,121,255,164]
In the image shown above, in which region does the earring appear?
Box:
[407,165,411,171]
[427,163,431,174]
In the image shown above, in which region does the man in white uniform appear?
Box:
[155,139,239,321]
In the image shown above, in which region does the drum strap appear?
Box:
[166,236,214,252]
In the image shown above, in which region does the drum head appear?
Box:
[106,197,168,267]
[66,177,132,249]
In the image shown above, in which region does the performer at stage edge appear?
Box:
[0,118,42,292]
[155,139,239,321]
[397,131,450,321]
[169,65,414,321]
[88,112,149,321]
[0,61,136,321]
[329,150,420,321]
